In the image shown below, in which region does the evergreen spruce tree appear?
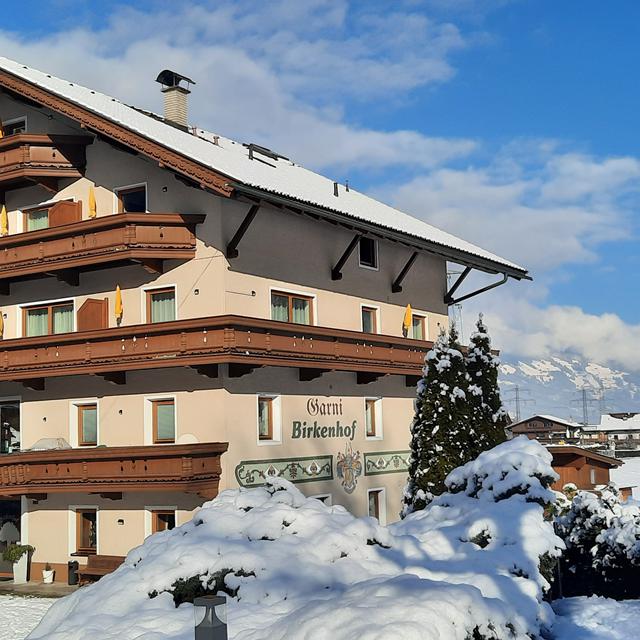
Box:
[465,314,508,459]
[402,325,470,517]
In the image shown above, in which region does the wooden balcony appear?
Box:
[0,315,432,387]
[0,442,227,499]
[0,213,205,290]
[0,134,91,191]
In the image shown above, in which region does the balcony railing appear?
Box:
[0,442,227,499]
[0,213,205,289]
[0,315,432,386]
[0,134,91,190]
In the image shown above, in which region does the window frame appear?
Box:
[75,507,98,556]
[358,237,379,271]
[144,285,177,324]
[151,398,176,444]
[256,394,282,446]
[21,299,75,337]
[269,289,315,326]
[77,403,98,447]
[144,505,178,538]
[411,313,427,341]
[115,183,147,213]
[257,396,274,441]
[360,304,379,334]
[151,509,177,534]
[367,488,386,525]
[364,397,383,440]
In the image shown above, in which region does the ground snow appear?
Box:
[0,596,53,640]
[28,437,562,640]
[553,596,640,639]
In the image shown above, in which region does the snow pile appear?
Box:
[556,486,640,598]
[29,438,562,640]
[0,596,53,640]
[552,596,640,640]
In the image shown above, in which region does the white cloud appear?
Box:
[384,149,640,274]
[0,1,476,172]
[480,297,640,373]
[2,0,638,372]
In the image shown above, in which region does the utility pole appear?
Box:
[504,385,535,422]
[571,386,600,426]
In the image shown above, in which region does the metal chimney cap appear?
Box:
[155,69,196,89]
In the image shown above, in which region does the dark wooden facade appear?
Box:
[0,213,204,289]
[0,442,227,499]
[0,314,432,387]
[549,445,621,491]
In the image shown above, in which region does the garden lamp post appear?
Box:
[194,595,228,639]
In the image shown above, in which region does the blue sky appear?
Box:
[2,1,639,368]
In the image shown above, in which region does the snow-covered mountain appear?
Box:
[499,355,640,423]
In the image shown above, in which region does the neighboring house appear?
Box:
[581,413,640,450]
[548,445,622,492]
[508,414,581,443]
[0,57,529,582]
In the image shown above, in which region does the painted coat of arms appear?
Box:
[336,442,362,494]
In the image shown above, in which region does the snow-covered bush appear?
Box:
[29,437,563,640]
[555,485,640,598]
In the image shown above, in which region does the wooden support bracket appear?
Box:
[226,204,260,259]
[357,371,384,385]
[22,378,45,391]
[228,363,260,378]
[391,251,418,293]
[331,233,361,280]
[191,364,219,379]
[99,371,127,385]
[299,368,329,382]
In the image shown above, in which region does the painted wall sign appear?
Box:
[235,455,333,488]
[364,450,411,476]
[293,397,357,440]
[292,420,357,441]
[336,442,362,494]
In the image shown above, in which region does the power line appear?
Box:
[504,385,535,422]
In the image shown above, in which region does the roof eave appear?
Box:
[232,183,531,281]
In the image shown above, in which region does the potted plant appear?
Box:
[42,562,55,584]
[2,544,34,584]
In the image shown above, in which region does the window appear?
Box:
[365,398,380,438]
[367,489,384,522]
[78,404,98,446]
[2,118,26,136]
[76,509,97,554]
[116,185,146,213]
[146,287,176,323]
[25,208,49,231]
[411,315,426,340]
[310,494,332,505]
[23,301,74,337]
[358,237,378,269]
[152,399,175,443]
[361,306,378,334]
[152,510,176,533]
[271,291,313,325]
[258,397,274,440]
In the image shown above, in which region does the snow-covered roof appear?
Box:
[510,414,580,430]
[0,56,528,279]
[610,457,640,490]
[583,413,640,432]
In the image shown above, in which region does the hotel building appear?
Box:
[0,58,528,581]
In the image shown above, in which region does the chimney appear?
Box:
[155,70,196,129]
